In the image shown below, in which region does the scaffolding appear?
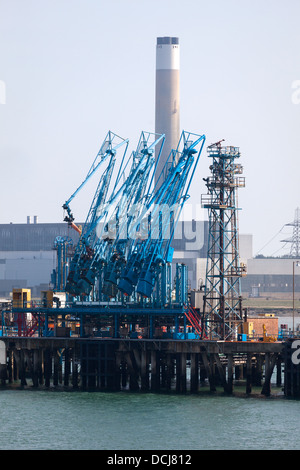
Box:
[201,141,246,340]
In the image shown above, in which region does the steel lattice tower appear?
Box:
[281,207,300,258]
[201,141,246,340]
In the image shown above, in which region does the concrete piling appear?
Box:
[0,337,292,397]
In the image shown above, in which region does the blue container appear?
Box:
[238,333,247,341]
[173,333,185,340]
[187,333,198,339]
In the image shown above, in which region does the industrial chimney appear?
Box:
[155,36,180,184]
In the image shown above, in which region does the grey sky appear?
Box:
[0,0,299,257]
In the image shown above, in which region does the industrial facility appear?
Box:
[0,37,300,398]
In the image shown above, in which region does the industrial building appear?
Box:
[242,257,300,294]
[0,220,79,297]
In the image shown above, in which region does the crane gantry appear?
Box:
[62,130,205,307]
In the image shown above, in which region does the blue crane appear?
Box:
[100,131,165,297]
[63,130,129,234]
[74,131,165,298]
[64,131,165,298]
[117,131,206,300]
[63,131,129,296]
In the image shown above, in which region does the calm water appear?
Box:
[0,389,299,450]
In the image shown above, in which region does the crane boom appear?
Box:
[65,131,165,297]
[64,131,129,296]
[118,131,206,298]
[63,130,129,226]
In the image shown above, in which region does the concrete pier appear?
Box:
[0,337,291,397]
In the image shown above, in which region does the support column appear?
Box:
[32,349,40,388]
[252,355,263,386]
[44,349,52,388]
[120,359,127,389]
[166,354,173,391]
[160,355,167,389]
[0,364,6,386]
[235,363,243,380]
[8,350,14,384]
[261,353,277,397]
[246,353,252,395]
[214,353,229,393]
[64,349,70,387]
[20,349,27,387]
[201,352,216,392]
[227,354,234,394]
[141,349,149,391]
[125,352,139,391]
[13,350,20,384]
[72,348,79,389]
[190,353,199,393]
[24,350,33,385]
[180,352,187,393]
[199,357,207,386]
[39,349,44,385]
[276,355,282,387]
[114,351,121,391]
[151,350,160,392]
[53,350,60,386]
[175,354,181,393]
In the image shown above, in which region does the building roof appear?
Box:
[0,223,80,251]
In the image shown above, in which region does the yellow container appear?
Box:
[12,288,31,308]
[243,321,254,336]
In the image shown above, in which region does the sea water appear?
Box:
[0,389,299,450]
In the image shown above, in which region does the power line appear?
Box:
[269,242,288,258]
[255,225,285,256]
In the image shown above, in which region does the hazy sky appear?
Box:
[0,0,299,257]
